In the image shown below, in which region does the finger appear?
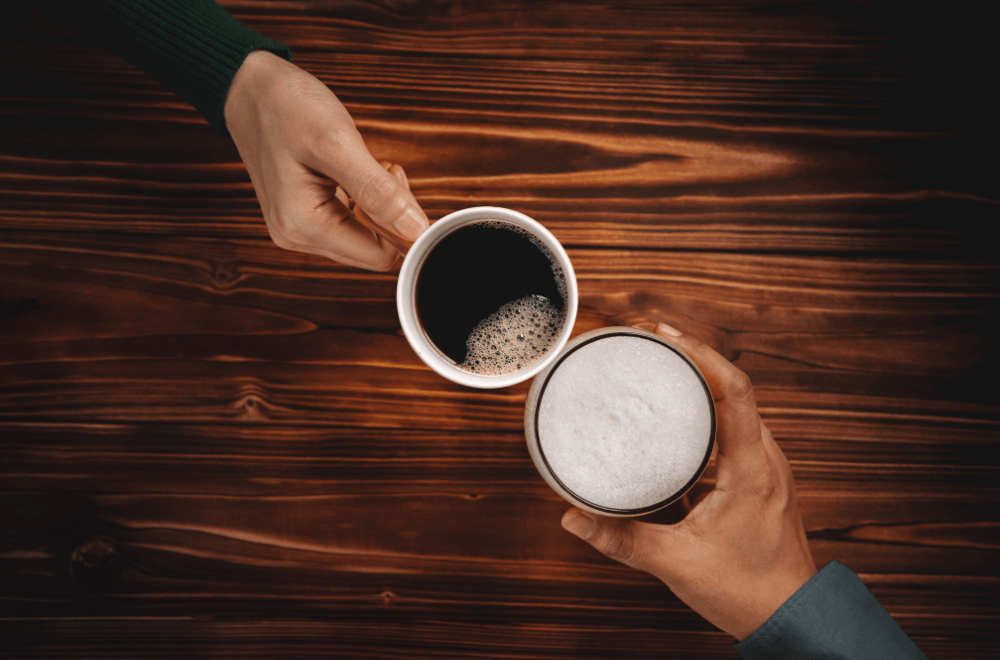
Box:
[388,163,410,190]
[759,419,794,489]
[652,322,765,487]
[760,419,782,461]
[323,141,428,242]
[561,509,661,571]
[352,203,414,255]
[290,192,399,272]
[341,163,412,255]
[315,214,399,271]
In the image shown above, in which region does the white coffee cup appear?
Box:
[397,206,578,389]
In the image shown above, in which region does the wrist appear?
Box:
[224,50,283,138]
[730,564,818,640]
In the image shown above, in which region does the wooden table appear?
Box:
[2,2,997,657]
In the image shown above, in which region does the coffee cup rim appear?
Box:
[397,206,578,389]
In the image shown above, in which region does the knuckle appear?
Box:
[761,472,780,500]
[275,214,318,247]
[265,224,294,251]
[755,464,785,505]
[369,251,397,272]
[726,368,755,403]
[312,121,358,168]
[354,170,404,218]
[601,525,643,568]
[766,483,793,522]
[323,125,354,156]
[777,488,793,515]
[776,463,796,512]
[776,446,794,477]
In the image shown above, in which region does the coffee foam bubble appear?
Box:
[537,335,713,511]
[459,294,565,376]
[455,219,568,376]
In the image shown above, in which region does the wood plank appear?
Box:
[1,1,998,657]
[2,9,995,256]
[2,234,996,426]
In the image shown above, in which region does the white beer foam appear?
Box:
[538,335,712,510]
[461,294,564,376]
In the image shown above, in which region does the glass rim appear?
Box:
[527,327,717,516]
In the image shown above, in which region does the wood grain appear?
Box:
[2,1,998,658]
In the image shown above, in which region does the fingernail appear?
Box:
[562,509,596,540]
[394,207,428,241]
[656,322,682,337]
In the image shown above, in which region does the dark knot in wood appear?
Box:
[69,537,118,583]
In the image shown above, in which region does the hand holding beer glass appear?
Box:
[559,322,817,641]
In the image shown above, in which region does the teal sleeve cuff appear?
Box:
[51,0,292,136]
[735,561,927,660]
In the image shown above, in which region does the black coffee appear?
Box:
[415,220,567,375]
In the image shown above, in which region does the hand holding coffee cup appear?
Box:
[224,51,429,271]
[558,323,817,641]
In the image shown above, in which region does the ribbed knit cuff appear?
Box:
[51,0,292,136]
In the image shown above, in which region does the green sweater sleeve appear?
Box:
[734,561,927,660]
[51,0,291,136]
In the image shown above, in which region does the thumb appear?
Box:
[561,508,651,570]
[343,155,429,242]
